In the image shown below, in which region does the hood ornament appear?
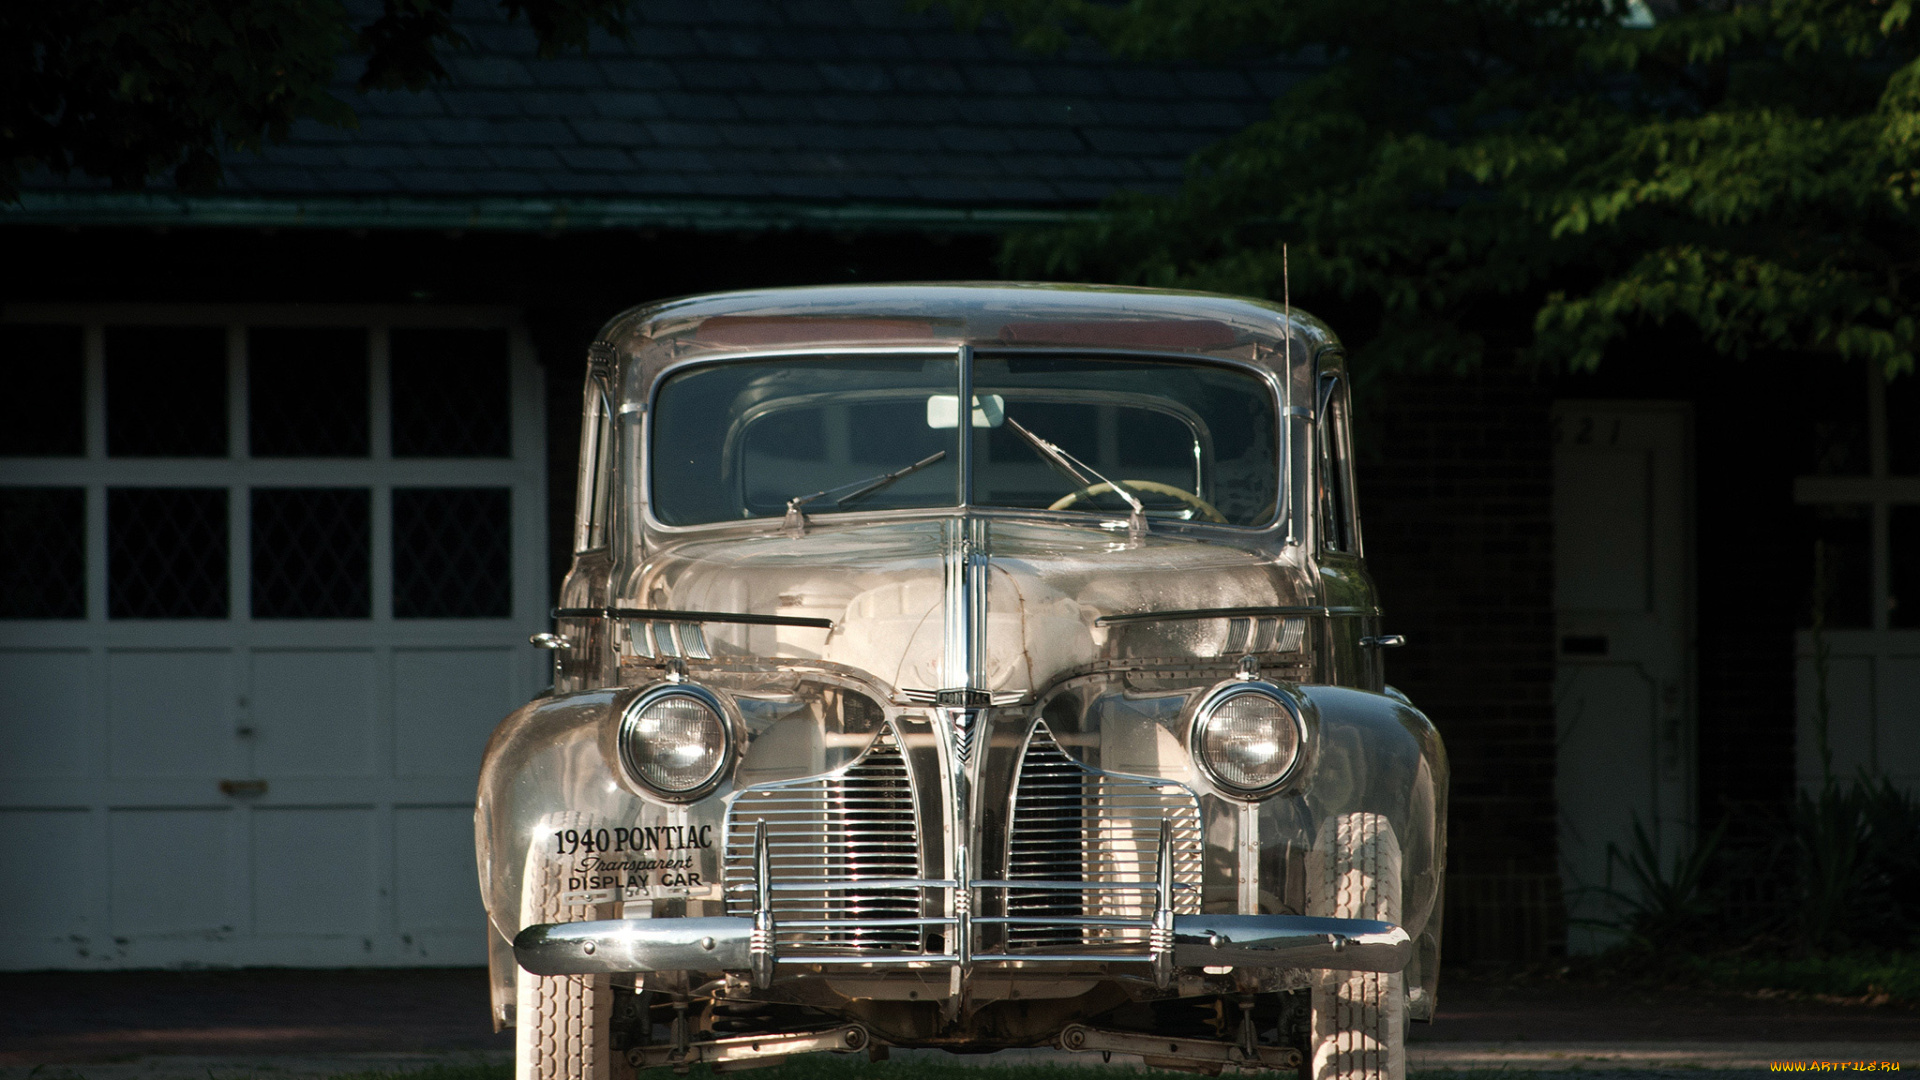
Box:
[900,687,1024,763]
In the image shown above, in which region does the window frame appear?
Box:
[1315,371,1362,557]
[0,305,545,628]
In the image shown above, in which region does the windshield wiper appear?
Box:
[1001,416,1146,539]
[783,450,947,535]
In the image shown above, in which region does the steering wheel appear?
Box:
[1048,480,1228,524]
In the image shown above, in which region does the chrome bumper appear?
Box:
[513,912,1410,977]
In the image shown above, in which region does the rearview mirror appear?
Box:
[926,394,1006,429]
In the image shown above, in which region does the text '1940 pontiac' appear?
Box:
[475,284,1447,1080]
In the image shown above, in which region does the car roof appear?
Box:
[602,283,1339,395]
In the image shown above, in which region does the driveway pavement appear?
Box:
[2,966,1916,1076]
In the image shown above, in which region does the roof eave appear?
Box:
[0,191,1094,235]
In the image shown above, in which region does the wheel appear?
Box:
[516,812,615,1080]
[1046,479,1228,523]
[1307,812,1405,1080]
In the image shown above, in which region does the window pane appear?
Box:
[657,356,960,526]
[249,328,369,458]
[106,327,227,458]
[251,488,371,619]
[390,329,510,458]
[1797,365,1870,476]
[1891,506,1920,628]
[974,356,1274,525]
[0,487,84,618]
[1889,374,1920,475]
[393,487,510,618]
[0,326,84,456]
[1794,504,1871,629]
[108,488,229,618]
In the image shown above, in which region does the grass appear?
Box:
[312,1060,1554,1080]
[1552,946,1920,1011]
[1673,949,1920,1007]
[323,1066,510,1080]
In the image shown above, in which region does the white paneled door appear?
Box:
[1551,401,1695,954]
[0,309,547,968]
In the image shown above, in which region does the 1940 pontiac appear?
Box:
[476,284,1446,1080]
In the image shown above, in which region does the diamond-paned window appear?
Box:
[1794,503,1872,629]
[249,328,369,457]
[0,325,84,456]
[0,487,85,618]
[251,488,371,619]
[392,487,511,618]
[108,487,229,619]
[390,329,510,458]
[106,327,228,458]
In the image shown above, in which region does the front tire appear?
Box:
[516,812,614,1080]
[1308,812,1405,1080]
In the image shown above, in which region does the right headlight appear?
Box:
[1191,682,1305,797]
[618,684,731,800]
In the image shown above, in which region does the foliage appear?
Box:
[1793,775,1920,951]
[1579,772,1920,977]
[1,0,635,201]
[1582,816,1727,953]
[933,0,1920,380]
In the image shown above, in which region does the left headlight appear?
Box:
[1191,682,1305,798]
[618,685,731,800]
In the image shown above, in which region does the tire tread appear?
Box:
[1308,811,1405,1080]
[516,811,613,1080]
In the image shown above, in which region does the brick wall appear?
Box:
[1356,366,1563,961]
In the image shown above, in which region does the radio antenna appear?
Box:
[1282,243,1292,362]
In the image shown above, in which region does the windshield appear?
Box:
[648,352,1279,528]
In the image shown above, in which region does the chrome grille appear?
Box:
[1000,722,1203,951]
[724,726,925,954]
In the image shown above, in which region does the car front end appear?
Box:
[476,284,1446,1080]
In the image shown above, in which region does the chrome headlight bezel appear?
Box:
[616,683,733,802]
[1189,680,1308,799]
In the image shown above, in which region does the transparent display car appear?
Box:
[475,283,1447,1080]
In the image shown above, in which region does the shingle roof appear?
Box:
[10,0,1293,231]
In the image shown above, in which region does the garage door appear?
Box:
[0,309,547,968]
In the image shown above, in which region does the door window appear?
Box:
[1317,373,1359,554]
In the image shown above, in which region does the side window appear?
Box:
[574,346,615,553]
[1317,373,1360,554]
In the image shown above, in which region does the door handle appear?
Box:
[1360,635,1406,649]
[220,779,269,798]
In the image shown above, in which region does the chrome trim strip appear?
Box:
[727,880,957,893]
[972,953,1165,964]
[974,916,1153,927]
[1095,604,1378,626]
[553,606,835,629]
[776,954,961,965]
[954,343,974,507]
[779,917,957,928]
[970,879,1202,894]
